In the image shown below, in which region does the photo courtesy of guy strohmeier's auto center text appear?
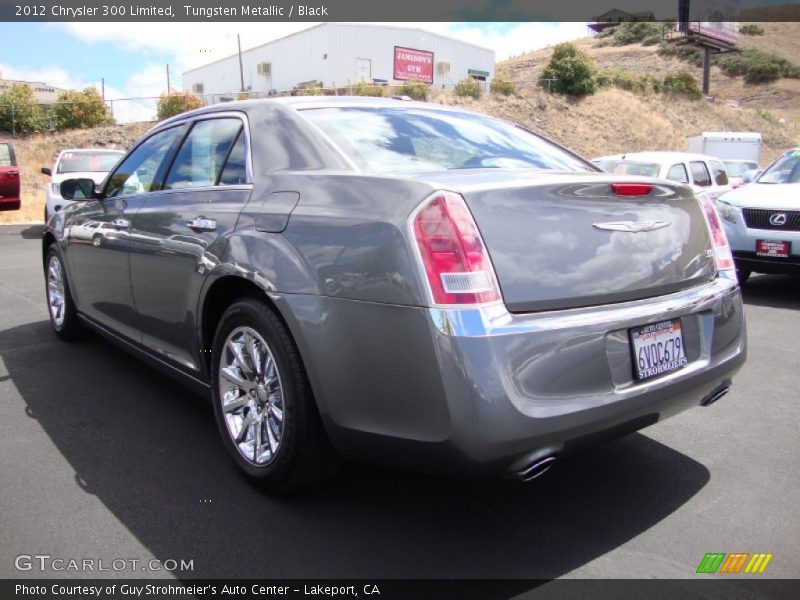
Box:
[0,0,799,599]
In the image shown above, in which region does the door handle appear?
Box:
[112,218,130,229]
[8,170,18,176]
[188,217,217,232]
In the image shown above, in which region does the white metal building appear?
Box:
[182,23,495,101]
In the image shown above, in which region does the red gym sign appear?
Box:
[393,46,434,84]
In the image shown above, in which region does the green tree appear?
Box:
[53,87,113,130]
[157,91,203,120]
[453,76,482,99]
[539,42,597,96]
[0,83,46,134]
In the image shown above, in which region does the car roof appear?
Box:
[58,148,125,154]
[593,151,722,163]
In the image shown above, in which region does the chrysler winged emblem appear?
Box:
[593,220,671,233]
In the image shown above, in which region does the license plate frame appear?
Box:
[629,319,689,382]
[756,239,791,258]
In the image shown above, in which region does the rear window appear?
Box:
[303,107,592,174]
[57,151,123,173]
[594,160,661,177]
[723,161,757,177]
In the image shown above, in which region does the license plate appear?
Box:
[756,239,790,258]
[630,319,688,381]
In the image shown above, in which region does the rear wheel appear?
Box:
[45,247,84,340]
[211,297,340,493]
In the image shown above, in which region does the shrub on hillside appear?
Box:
[739,24,764,35]
[352,81,385,97]
[0,83,46,133]
[662,71,702,98]
[610,22,665,46]
[490,77,517,96]
[157,92,203,119]
[595,69,643,92]
[395,79,428,101]
[453,76,482,99]
[53,87,113,130]
[657,43,704,67]
[539,42,597,96]
[716,48,800,83]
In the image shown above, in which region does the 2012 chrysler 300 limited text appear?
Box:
[44,97,746,492]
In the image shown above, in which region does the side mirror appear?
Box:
[41,167,52,176]
[135,167,150,177]
[60,178,96,200]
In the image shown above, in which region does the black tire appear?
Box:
[92,234,103,247]
[44,246,84,340]
[211,297,340,493]
[736,267,751,285]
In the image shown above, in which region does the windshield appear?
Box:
[592,160,661,177]
[303,107,593,174]
[57,151,123,174]
[757,150,800,184]
[723,161,758,177]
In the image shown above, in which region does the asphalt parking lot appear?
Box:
[1,223,798,581]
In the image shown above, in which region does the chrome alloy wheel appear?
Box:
[47,255,66,328]
[218,326,285,465]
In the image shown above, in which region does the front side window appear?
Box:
[666,163,689,183]
[164,118,243,190]
[689,161,712,187]
[0,143,14,167]
[710,160,729,185]
[105,127,185,197]
[304,107,593,174]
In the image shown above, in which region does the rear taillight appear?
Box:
[697,192,735,273]
[411,190,500,306]
[610,183,654,196]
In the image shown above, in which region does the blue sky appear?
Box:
[0,21,590,121]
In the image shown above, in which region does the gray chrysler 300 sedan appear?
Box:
[44,97,746,492]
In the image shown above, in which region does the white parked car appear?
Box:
[716,147,800,283]
[723,159,760,189]
[42,149,125,221]
[592,152,733,199]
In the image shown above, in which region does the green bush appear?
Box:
[351,81,385,97]
[53,87,113,129]
[595,69,643,92]
[156,91,203,120]
[662,71,702,98]
[453,76,482,99]
[539,42,597,96]
[395,80,428,101]
[293,82,323,96]
[0,83,46,133]
[610,22,665,46]
[715,48,799,83]
[657,43,704,67]
[739,24,764,35]
[490,77,517,96]
[640,73,663,93]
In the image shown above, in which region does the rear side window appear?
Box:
[304,107,593,174]
[105,126,185,197]
[710,160,729,185]
[689,161,712,187]
[164,118,243,190]
[218,132,247,185]
[0,143,15,167]
[594,160,660,177]
[666,163,689,183]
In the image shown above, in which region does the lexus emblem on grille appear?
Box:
[769,213,788,226]
[593,220,671,233]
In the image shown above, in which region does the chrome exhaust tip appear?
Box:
[513,456,557,483]
[701,384,731,407]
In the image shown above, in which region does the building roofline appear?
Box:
[182,22,494,77]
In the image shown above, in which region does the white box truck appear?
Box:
[685,132,762,163]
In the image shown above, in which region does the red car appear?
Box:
[0,141,20,211]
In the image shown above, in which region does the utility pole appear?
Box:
[238,34,245,93]
[702,47,711,96]
[166,64,171,94]
[101,77,105,100]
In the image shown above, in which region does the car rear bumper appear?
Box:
[288,276,746,478]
